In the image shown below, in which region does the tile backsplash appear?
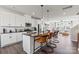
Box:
[0,26,36,33]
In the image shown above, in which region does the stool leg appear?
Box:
[40,43,43,48]
[53,40,59,43]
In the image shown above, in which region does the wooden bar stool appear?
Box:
[62,32,69,36]
[35,34,54,54]
[35,34,48,47]
[35,34,48,51]
[47,32,57,48]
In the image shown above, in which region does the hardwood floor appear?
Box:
[0,42,26,54]
[35,34,79,54]
[0,34,78,54]
[53,34,78,54]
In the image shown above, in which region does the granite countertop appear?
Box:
[23,32,38,37]
[0,31,37,34]
[0,32,27,34]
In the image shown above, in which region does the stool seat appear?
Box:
[62,32,69,36]
[35,36,47,43]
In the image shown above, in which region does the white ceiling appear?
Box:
[1,5,79,18]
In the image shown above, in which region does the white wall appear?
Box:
[70,24,79,41]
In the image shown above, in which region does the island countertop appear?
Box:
[23,32,38,37]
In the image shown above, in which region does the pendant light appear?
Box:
[40,5,44,19]
[47,9,49,20]
[40,5,44,33]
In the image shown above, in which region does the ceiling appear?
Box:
[1,5,79,18]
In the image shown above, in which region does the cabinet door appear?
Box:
[1,34,16,47]
[1,34,10,47]
[0,14,10,26]
[16,33,22,42]
[15,15,21,26]
[15,15,25,26]
[9,14,16,26]
[23,35,31,53]
[20,16,25,27]
[10,33,17,43]
[0,15,1,26]
[25,15,31,23]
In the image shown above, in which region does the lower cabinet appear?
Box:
[23,35,34,54]
[16,33,22,42]
[0,33,22,47]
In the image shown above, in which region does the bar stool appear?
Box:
[35,36,47,47]
[35,34,54,54]
[35,34,48,50]
[62,32,69,36]
[52,31,59,43]
[47,32,57,48]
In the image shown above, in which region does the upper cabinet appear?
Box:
[0,12,26,27]
[0,14,10,26]
[25,15,31,23]
[9,14,16,26]
[19,15,25,27]
[15,14,25,27]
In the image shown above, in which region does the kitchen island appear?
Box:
[22,32,40,54]
[22,32,51,54]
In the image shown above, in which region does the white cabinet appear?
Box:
[18,15,25,27]
[21,16,25,27]
[15,15,22,26]
[0,13,25,27]
[9,14,25,26]
[1,34,16,47]
[23,34,40,54]
[1,34,10,47]
[0,14,10,26]
[25,15,31,23]
[16,33,22,42]
[23,35,34,54]
[0,33,23,47]
[15,15,25,26]
[9,14,16,26]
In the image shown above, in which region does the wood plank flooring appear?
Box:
[0,42,26,54]
[53,34,78,54]
[0,34,78,54]
[35,34,79,54]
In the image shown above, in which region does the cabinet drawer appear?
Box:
[1,34,16,47]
